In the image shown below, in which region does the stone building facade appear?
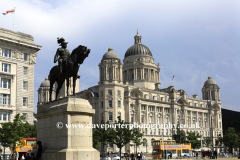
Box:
[37,31,223,154]
[76,31,223,154]
[0,27,41,158]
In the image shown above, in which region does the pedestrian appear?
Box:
[107,155,111,160]
[196,152,198,159]
[142,155,146,160]
[131,152,134,160]
[214,150,217,159]
[209,150,212,159]
[36,141,43,160]
[202,150,206,160]
[226,150,228,158]
[137,152,140,160]
[21,154,25,160]
[170,151,172,159]
[140,152,143,160]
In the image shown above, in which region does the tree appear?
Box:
[203,137,212,147]
[131,128,143,154]
[0,122,12,159]
[22,122,37,138]
[223,127,239,153]
[92,120,112,158]
[110,116,133,160]
[173,125,187,143]
[186,132,201,149]
[215,134,223,147]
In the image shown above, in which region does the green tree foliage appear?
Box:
[203,137,212,147]
[223,127,239,153]
[23,122,37,138]
[131,128,143,154]
[186,131,201,149]
[110,116,133,160]
[215,134,223,147]
[0,113,37,159]
[92,120,112,158]
[173,125,187,143]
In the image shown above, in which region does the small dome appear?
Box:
[204,76,217,86]
[40,78,50,87]
[102,47,119,60]
[124,30,152,58]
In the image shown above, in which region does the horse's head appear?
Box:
[77,45,91,64]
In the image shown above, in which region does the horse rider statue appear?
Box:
[54,37,71,75]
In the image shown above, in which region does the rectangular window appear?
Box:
[108,112,113,121]
[150,129,152,135]
[24,53,27,61]
[1,79,10,89]
[150,116,152,123]
[219,122,221,129]
[162,129,164,135]
[141,115,144,123]
[22,113,27,122]
[205,121,207,127]
[108,100,112,108]
[108,90,112,95]
[23,81,28,90]
[158,117,160,124]
[0,94,10,105]
[101,101,103,108]
[118,112,121,118]
[158,129,161,135]
[101,113,104,120]
[23,97,27,106]
[166,118,168,124]
[2,49,11,57]
[153,129,156,135]
[166,129,168,135]
[131,114,134,122]
[118,100,121,108]
[23,67,28,75]
[141,105,145,110]
[219,114,220,119]
[145,128,147,135]
[3,112,7,121]
[118,90,121,96]
[2,63,11,72]
[101,91,103,96]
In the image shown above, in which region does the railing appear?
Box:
[0,104,13,108]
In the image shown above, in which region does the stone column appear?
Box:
[127,70,129,81]
[162,107,165,124]
[146,105,149,124]
[120,67,122,81]
[143,68,145,80]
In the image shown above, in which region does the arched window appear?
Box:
[149,94,152,100]
[143,139,147,146]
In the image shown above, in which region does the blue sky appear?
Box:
[1,0,240,112]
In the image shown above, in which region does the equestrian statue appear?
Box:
[48,37,90,101]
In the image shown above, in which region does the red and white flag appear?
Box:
[172,75,175,80]
[2,9,15,15]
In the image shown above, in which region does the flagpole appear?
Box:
[13,7,15,31]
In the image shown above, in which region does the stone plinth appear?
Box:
[35,97,100,160]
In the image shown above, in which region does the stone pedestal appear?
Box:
[35,97,100,160]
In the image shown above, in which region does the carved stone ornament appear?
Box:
[12,50,23,59]
[30,53,38,64]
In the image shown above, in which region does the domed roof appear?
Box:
[40,78,50,87]
[124,30,152,58]
[204,76,217,86]
[102,47,119,60]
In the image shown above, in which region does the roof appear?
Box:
[102,47,120,60]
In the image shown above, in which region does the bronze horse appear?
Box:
[48,45,90,101]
